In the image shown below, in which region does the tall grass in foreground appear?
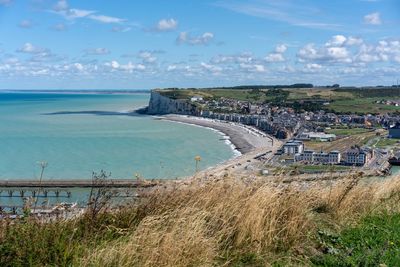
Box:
[1,173,400,266]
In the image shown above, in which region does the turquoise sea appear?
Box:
[0,92,236,181]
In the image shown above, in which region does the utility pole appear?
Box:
[194,155,201,173]
[33,161,48,212]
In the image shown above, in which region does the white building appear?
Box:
[283,140,304,155]
[190,95,204,102]
[295,150,341,164]
[296,132,336,142]
[328,151,341,164]
[342,147,373,166]
[295,149,315,162]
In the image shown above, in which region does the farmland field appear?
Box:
[158,87,400,114]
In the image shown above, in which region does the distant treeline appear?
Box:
[206,84,314,90]
[163,84,314,91]
[335,87,400,98]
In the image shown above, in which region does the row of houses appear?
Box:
[342,146,374,166]
[303,111,400,128]
[201,111,301,139]
[295,150,341,164]
[282,141,373,166]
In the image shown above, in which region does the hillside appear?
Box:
[156,86,400,114]
[2,173,400,266]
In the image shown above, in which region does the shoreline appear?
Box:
[158,114,282,181]
[160,117,242,158]
[160,114,275,154]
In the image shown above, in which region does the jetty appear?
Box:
[0,179,160,188]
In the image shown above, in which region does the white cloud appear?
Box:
[364,12,382,25]
[239,63,266,72]
[346,36,363,46]
[134,64,146,71]
[64,8,96,19]
[253,64,266,72]
[216,1,342,30]
[53,0,68,12]
[110,60,120,69]
[74,63,84,71]
[167,65,177,71]
[265,53,285,62]
[211,53,253,64]
[111,26,131,32]
[200,62,223,73]
[296,36,400,67]
[177,32,214,45]
[265,44,287,62]
[105,60,146,73]
[51,1,124,24]
[155,18,178,31]
[326,47,350,60]
[356,40,400,63]
[305,63,322,71]
[138,51,157,63]
[16,43,47,54]
[325,35,347,46]
[297,42,351,63]
[88,14,125,24]
[84,48,110,55]
[275,44,287,53]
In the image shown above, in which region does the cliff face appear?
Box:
[147,90,198,115]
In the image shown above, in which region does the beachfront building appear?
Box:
[283,140,304,155]
[295,150,341,164]
[295,149,314,162]
[328,151,341,164]
[342,146,373,166]
[389,123,400,139]
[296,132,336,142]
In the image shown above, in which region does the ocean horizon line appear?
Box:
[0,89,151,94]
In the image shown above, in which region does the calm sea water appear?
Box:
[0,92,235,181]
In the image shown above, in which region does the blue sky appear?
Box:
[0,0,399,89]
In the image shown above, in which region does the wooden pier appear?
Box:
[0,189,71,198]
[0,179,160,188]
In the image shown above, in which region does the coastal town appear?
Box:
[148,86,400,178]
[2,86,399,218]
[3,0,400,265]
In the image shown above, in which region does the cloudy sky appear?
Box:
[0,0,399,89]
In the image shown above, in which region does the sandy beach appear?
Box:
[159,115,282,179]
[161,114,276,154]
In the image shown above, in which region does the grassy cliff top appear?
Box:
[155,86,400,114]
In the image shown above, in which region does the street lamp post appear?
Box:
[194,155,201,173]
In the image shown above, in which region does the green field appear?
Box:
[375,138,400,148]
[326,127,372,135]
[157,87,400,114]
[313,213,400,266]
[327,97,400,114]
[300,165,350,173]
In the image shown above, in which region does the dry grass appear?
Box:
[82,179,315,266]
[80,174,400,266]
[2,173,400,266]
